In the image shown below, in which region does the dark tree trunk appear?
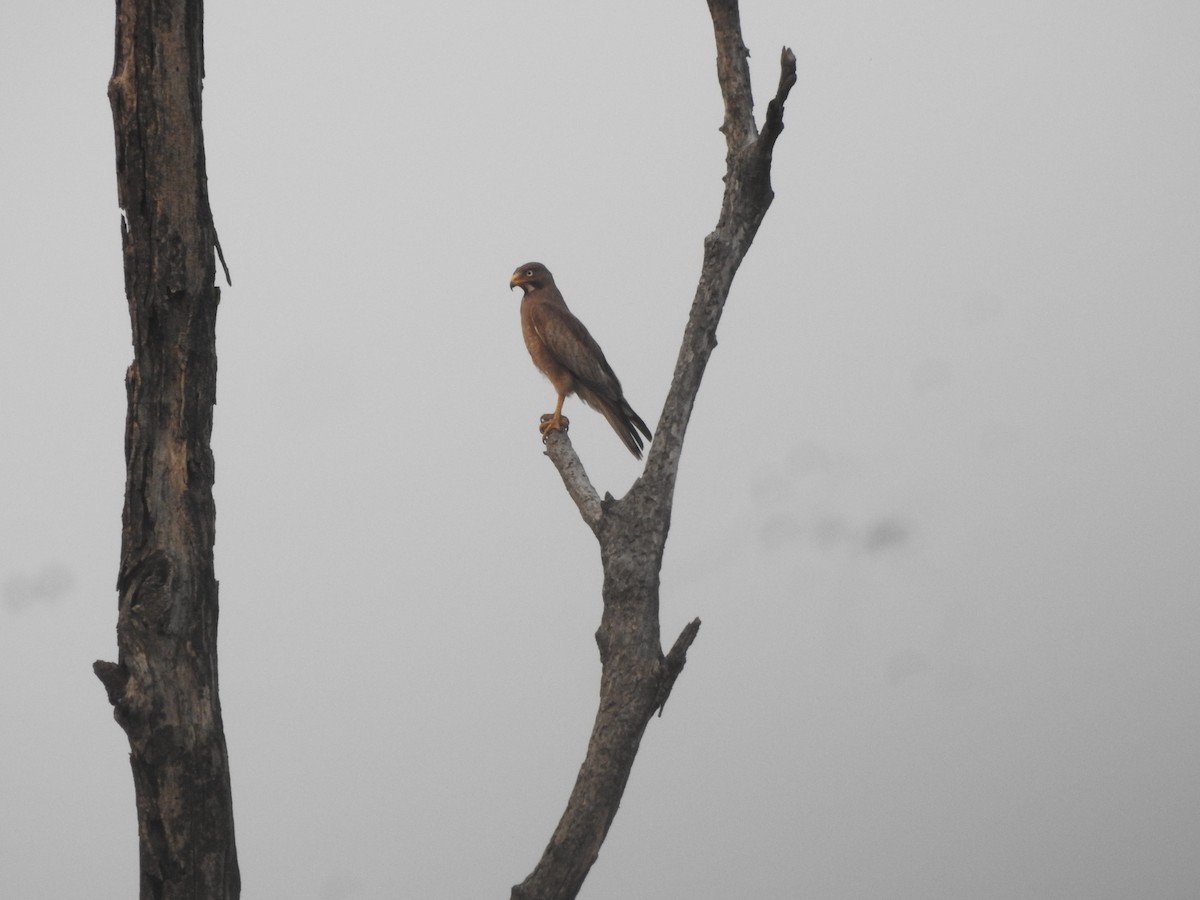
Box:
[93,1,238,898]
[511,3,795,898]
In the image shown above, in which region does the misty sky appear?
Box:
[2,3,1198,899]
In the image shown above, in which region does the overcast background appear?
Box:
[3,2,1199,898]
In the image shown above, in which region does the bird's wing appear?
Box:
[527,300,624,397]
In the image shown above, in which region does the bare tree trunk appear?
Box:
[511,3,796,899]
[93,1,238,898]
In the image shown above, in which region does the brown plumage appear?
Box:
[509,262,652,458]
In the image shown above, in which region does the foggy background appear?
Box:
[2,2,1198,898]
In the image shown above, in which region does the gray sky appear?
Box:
[3,2,1199,898]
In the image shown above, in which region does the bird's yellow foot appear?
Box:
[539,413,569,440]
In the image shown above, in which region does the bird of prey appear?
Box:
[509,262,652,459]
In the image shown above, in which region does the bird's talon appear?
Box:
[539,413,569,435]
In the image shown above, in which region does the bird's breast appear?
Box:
[521,298,574,393]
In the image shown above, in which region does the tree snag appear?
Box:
[94,1,239,898]
[511,3,796,899]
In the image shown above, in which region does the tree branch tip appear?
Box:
[93,659,127,704]
[656,619,701,718]
[777,48,798,94]
[665,618,702,670]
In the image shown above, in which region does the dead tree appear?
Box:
[93,1,239,898]
[511,3,796,899]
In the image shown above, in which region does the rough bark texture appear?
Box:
[93,0,239,897]
[511,3,796,898]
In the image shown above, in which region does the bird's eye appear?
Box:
[525,269,534,277]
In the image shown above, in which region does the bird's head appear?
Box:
[510,262,551,294]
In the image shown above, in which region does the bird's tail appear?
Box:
[581,387,653,459]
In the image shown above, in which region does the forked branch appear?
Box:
[518,4,795,900]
